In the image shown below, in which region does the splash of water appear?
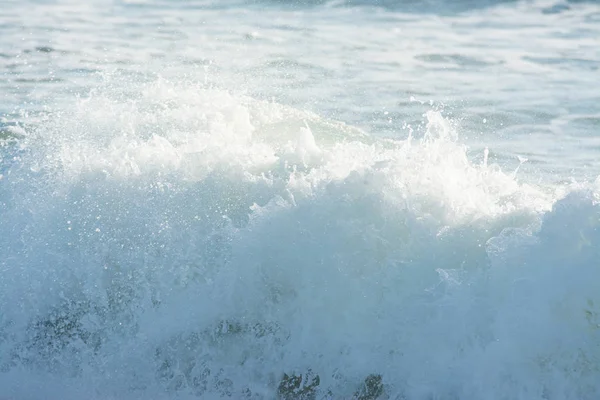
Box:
[0,77,598,399]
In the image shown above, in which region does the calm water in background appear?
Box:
[1,0,600,399]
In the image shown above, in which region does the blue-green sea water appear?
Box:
[1,0,600,398]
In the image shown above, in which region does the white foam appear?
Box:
[1,78,598,399]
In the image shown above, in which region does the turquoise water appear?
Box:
[1,0,600,398]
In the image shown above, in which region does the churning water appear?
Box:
[1,0,600,398]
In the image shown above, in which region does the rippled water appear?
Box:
[2,0,599,179]
[1,0,600,399]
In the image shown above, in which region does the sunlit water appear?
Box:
[1,0,600,399]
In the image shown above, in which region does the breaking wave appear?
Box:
[1,77,599,399]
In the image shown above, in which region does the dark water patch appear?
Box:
[13,77,65,83]
[35,46,54,53]
[278,372,385,399]
[278,371,321,399]
[119,0,249,11]
[585,11,600,22]
[564,116,600,137]
[264,58,329,71]
[63,67,101,75]
[154,28,188,40]
[22,47,56,54]
[24,301,105,366]
[0,121,26,141]
[180,57,214,66]
[415,53,496,68]
[0,129,14,141]
[269,23,311,33]
[563,98,600,116]
[541,2,571,14]
[523,55,599,71]
[573,116,600,126]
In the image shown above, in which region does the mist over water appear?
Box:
[1,0,600,399]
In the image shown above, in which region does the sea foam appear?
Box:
[0,77,598,399]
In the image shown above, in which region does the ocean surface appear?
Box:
[1,0,600,398]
